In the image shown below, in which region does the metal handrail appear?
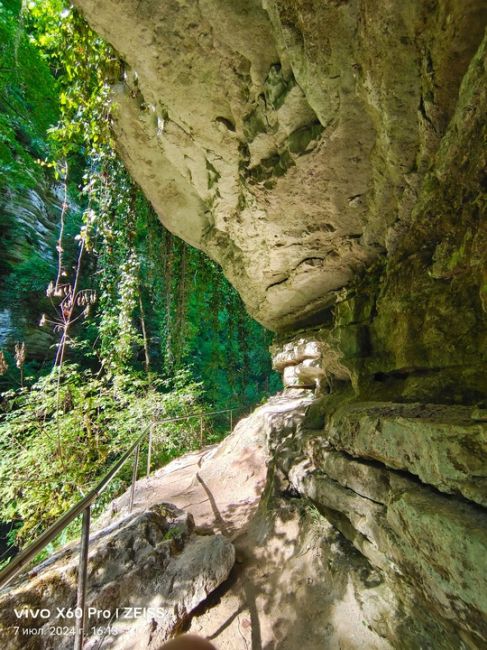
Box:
[0,404,248,649]
[0,422,149,589]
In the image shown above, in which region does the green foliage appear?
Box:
[89,158,144,373]
[137,203,281,404]
[25,0,117,160]
[0,363,204,545]
[0,0,58,191]
[4,253,52,297]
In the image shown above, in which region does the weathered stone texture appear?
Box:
[0,182,65,356]
[327,402,487,506]
[0,505,235,649]
[64,2,487,647]
[269,400,487,648]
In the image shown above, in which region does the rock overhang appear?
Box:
[72,0,487,332]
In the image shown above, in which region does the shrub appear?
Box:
[0,364,204,546]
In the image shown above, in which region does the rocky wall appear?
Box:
[0,181,65,358]
[265,393,487,648]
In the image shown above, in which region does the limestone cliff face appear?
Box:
[0,181,62,357]
[73,0,487,333]
[271,31,487,404]
[70,2,487,647]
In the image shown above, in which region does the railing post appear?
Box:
[200,415,204,447]
[129,444,140,513]
[74,505,91,650]
[147,425,153,479]
[229,409,233,433]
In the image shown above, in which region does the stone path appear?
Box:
[99,392,390,650]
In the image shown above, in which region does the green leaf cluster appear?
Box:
[0,0,58,191]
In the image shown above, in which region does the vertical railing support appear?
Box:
[129,444,140,513]
[147,426,153,479]
[74,505,91,650]
[200,416,204,447]
[229,409,233,434]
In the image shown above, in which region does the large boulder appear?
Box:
[0,504,235,649]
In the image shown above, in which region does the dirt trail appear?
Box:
[100,393,390,650]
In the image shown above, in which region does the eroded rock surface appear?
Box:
[264,396,487,648]
[0,182,65,356]
[327,402,487,507]
[72,0,487,331]
[264,322,487,648]
[0,504,235,649]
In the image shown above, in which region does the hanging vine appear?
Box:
[26,1,144,375]
[24,0,279,396]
